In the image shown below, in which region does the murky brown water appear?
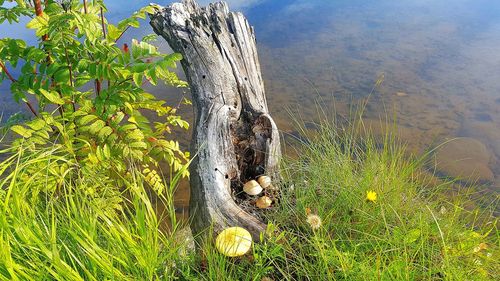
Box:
[1,0,499,213]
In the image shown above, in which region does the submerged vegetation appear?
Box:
[0,0,498,280]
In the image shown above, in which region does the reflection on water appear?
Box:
[1,0,499,210]
[249,0,500,195]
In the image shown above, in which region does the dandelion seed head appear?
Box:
[306,214,322,230]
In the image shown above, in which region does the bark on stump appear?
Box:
[150,0,281,240]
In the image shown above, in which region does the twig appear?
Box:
[35,0,66,118]
[0,61,16,82]
[115,26,130,43]
[0,60,38,117]
[100,7,107,38]
[63,44,76,112]
[34,0,48,41]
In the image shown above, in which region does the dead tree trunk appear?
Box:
[150,0,281,240]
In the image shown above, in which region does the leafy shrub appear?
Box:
[0,0,190,193]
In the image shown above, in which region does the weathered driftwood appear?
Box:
[150,0,281,240]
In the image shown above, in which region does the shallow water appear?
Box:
[1,0,499,207]
[247,0,500,194]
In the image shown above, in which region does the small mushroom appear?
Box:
[266,184,278,191]
[215,227,252,257]
[243,180,263,195]
[257,175,272,188]
[255,196,272,209]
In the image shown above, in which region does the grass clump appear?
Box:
[188,119,498,280]
[0,118,498,280]
[270,119,498,280]
[0,143,190,280]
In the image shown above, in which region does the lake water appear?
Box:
[1,0,499,210]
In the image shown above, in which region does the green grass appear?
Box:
[179,116,498,280]
[0,117,498,280]
[0,144,190,280]
[263,118,499,280]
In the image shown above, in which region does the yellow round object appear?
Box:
[215,227,252,257]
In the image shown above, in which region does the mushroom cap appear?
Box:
[255,196,273,208]
[243,180,263,195]
[215,227,252,257]
[257,176,272,188]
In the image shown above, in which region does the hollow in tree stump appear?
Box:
[150,0,281,240]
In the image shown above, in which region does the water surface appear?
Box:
[1,0,499,205]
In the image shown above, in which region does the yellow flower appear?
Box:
[306,214,322,230]
[366,191,377,202]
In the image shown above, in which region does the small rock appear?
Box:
[434,137,494,183]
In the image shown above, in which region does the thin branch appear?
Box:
[83,0,88,14]
[33,0,43,15]
[25,102,39,117]
[95,79,101,95]
[114,77,133,87]
[63,47,74,88]
[33,0,48,41]
[100,7,110,89]
[0,61,16,82]
[34,0,65,118]
[0,60,38,117]
[115,26,130,43]
[63,44,76,112]
[100,7,107,38]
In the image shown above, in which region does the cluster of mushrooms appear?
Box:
[214,176,278,257]
[242,175,275,209]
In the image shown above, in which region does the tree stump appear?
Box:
[150,0,281,240]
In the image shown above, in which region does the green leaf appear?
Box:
[39,89,65,105]
[54,67,70,84]
[26,12,49,37]
[128,116,138,125]
[11,125,32,138]
[118,123,136,132]
[97,126,113,139]
[77,59,90,72]
[74,75,92,87]
[26,118,46,131]
[141,5,158,15]
[78,115,98,126]
[33,129,50,140]
[131,63,149,73]
[132,73,142,86]
[103,144,111,158]
[89,120,106,134]
[404,229,421,244]
[129,141,147,149]
[141,33,157,42]
[107,24,121,41]
[131,39,158,59]
[125,129,144,141]
[110,112,125,125]
[88,63,97,76]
